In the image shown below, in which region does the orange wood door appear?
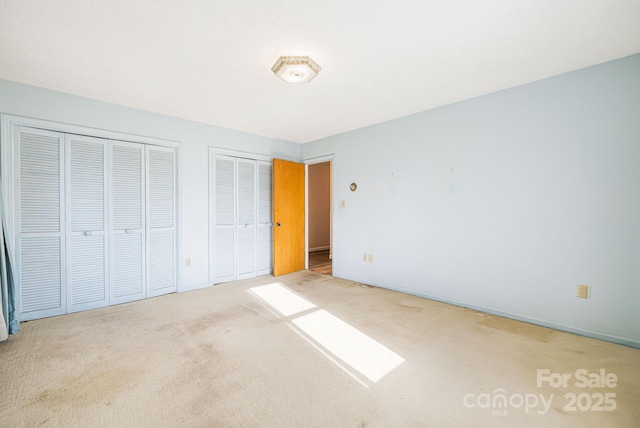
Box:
[273,159,305,276]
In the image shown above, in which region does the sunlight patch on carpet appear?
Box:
[248,282,404,384]
[293,310,404,382]
[248,283,316,317]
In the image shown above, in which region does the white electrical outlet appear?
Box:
[367,253,373,263]
[363,253,367,262]
[185,257,192,267]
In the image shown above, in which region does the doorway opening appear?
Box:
[307,161,332,275]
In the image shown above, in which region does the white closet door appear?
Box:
[257,161,273,275]
[146,146,176,297]
[17,127,65,320]
[211,154,273,283]
[66,135,108,313]
[111,142,146,304]
[214,156,236,283]
[237,159,256,279]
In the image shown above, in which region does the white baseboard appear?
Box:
[336,273,640,349]
[309,246,330,252]
[179,282,213,292]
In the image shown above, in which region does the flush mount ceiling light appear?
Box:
[271,56,321,83]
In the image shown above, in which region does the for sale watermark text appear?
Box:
[537,369,617,412]
[536,368,617,389]
[463,368,618,416]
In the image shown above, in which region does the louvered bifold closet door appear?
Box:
[256,161,273,275]
[214,156,236,283]
[17,127,65,320]
[66,135,109,313]
[237,159,257,280]
[146,146,177,297]
[111,142,146,304]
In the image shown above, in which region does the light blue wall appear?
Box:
[0,79,300,290]
[3,54,639,347]
[303,54,640,347]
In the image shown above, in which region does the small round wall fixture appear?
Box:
[350,182,357,192]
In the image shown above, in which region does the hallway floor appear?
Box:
[309,249,332,275]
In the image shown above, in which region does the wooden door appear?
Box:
[273,159,305,276]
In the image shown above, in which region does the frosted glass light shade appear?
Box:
[271,56,321,83]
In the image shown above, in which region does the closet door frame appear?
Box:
[208,148,273,285]
[1,114,181,323]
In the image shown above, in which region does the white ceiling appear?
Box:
[1,1,639,143]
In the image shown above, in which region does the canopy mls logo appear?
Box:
[463,389,552,416]
[463,368,618,417]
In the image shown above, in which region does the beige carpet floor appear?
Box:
[1,271,638,427]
